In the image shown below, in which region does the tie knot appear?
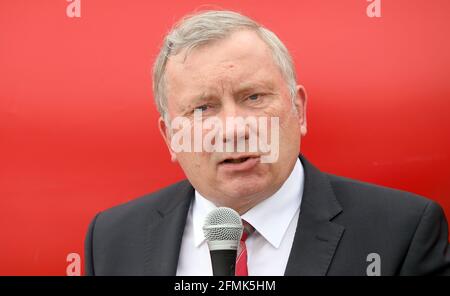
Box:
[240,220,254,242]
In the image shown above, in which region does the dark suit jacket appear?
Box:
[85,155,450,275]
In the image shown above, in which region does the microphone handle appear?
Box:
[209,249,237,276]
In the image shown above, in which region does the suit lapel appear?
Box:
[143,181,193,275]
[284,155,345,275]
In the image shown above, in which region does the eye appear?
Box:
[248,94,260,101]
[194,104,209,112]
[246,93,266,103]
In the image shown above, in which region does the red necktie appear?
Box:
[235,221,254,276]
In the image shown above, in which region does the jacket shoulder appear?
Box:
[324,173,449,275]
[326,173,438,219]
[84,179,193,275]
[93,179,192,232]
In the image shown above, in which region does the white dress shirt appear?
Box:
[176,158,304,276]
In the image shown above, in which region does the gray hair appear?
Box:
[152,10,298,122]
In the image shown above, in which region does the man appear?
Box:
[84,10,450,275]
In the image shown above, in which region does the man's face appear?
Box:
[159,29,307,212]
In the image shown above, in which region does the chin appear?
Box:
[221,178,270,200]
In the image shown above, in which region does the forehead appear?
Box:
[164,30,284,100]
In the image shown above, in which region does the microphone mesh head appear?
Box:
[203,207,243,242]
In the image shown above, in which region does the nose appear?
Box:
[219,101,250,150]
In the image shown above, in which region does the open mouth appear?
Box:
[218,155,260,172]
[218,155,261,171]
[222,157,252,164]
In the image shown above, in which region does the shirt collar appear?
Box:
[192,157,304,248]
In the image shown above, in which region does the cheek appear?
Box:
[263,93,293,116]
[176,153,198,170]
[273,103,298,131]
[277,109,302,150]
[178,152,212,170]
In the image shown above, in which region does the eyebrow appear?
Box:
[177,91,208,114]
[234,80,275,95]
[179,80,276,111]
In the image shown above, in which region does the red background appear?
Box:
[1,0,449,275]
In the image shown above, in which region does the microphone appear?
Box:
[203,207,243,276]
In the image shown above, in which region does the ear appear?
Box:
[158,116,177,162]
[294,85,307,136]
